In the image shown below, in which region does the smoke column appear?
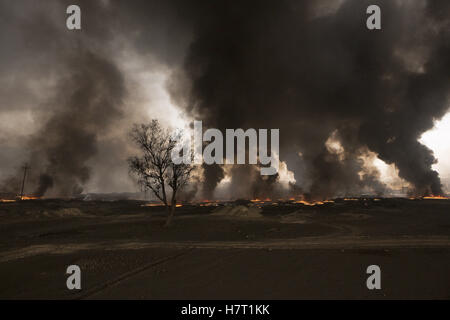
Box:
[170,0,450,199]
[0,1,449,199]
[30,52,126,196]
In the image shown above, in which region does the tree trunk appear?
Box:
[164,187,177,227]
[164,204,170,222]
[165,204,176,227]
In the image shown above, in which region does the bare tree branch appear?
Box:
[128,120,193,226]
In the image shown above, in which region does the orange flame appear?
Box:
[21,196,40,200]
[423,195,449,200]
[141,202,183,207]
[293,199,334,206]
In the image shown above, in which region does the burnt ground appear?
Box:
[0,198,449,299]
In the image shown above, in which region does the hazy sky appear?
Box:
[420,113,450,180]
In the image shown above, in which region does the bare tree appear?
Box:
[128,120,193,226]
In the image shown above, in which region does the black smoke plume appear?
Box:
[170,0,450,199]
[0,1,127,197]
[201,163,225,199]
[30,52,125,196]
[1,1,449,199]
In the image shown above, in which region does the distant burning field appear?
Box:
[1,195,449,223]
[137,195,450,210]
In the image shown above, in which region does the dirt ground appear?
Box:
[0,198,449,299]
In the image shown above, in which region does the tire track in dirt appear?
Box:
[74,248,195,300]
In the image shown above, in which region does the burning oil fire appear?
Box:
[422,195,449,200]
[293,200,334,206]
[250,197,334,206]
[250,198,272,203]
[286,195,335,206]
[21,196,40,200]
[198,200,221,207]
[0,194,40,203]
[141,202,183,207]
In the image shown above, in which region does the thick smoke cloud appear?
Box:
[201,163,225,199]
[0,0,449,199]
[0,0,188,197]
[170,0,450,199]
[30,52,126,196]
[0,1,128,197]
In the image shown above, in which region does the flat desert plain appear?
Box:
[0,198,449,299]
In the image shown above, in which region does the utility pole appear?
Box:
[20,163,29,200]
